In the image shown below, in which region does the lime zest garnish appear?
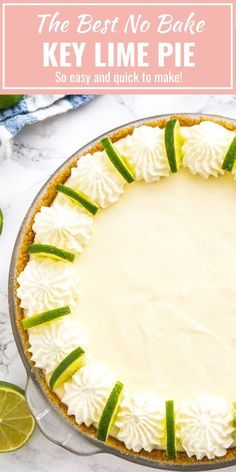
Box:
[97,381,124,442]
[0,381,35,452]
[49,347,85,391]
[222,135,236,171]
[28,243,76,263]
[56,183,99,216]
[101,137,135,184]
[22,306,71,330]
[165,120,183,173]
[165,400,176,459]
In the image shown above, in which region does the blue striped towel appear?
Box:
[0,94,95,160]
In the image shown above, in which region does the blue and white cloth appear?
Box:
[0,94,95,160]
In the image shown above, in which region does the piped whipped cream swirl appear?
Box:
[182,121,234,178]
[33,202,93,253]
[115,394,165,452]
[177,396,234,460]
[17,259,80,314]
[68,152,125,208]
[62,363,114,427]
[28,318,88,374]
[117,126,170,182]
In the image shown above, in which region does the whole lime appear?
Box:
[0,95,23,110]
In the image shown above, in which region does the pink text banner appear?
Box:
[0,2,235,93]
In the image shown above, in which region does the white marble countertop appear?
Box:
[1,94,236,472]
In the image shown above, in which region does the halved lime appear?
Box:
[0,381,35,452]
[165,400,176,459]
[28,243,75,263]
[0,209,3,235]
[49,347,85,391]
[165,120,183,173]
[0,95,23,110]
[101,137,135,183]
[22,306,71,330]
[57,183,99,216]
[222,135,236,171]
[97,381,124,442]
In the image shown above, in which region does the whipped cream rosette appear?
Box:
[33,202,93,254]
[115,394,165,452]
[62,363,115,427]
[117,125,170,182]
[67,151,125,208]
[28,318,88,374]
[17,259,80,315]
[182,121,234,178]
[177,396,234,460]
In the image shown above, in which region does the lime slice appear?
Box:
[0,209,3,236]
[221,135,236,171]
[165,400,176,459]
[49,347,85,390]
[22,306,71,330]
[233,402,236,427]
[0,95,23,110]
[28,243,75,263]
[165,120,183,173]
[57,183,99,216]
[0,381,35,452]
[101,137,135,183]
[97,381,124,442]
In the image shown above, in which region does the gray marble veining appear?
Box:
[1,94,236,472]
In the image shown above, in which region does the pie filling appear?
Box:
[16,120,236,461]
[76,171,236,402]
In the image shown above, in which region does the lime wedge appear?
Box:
[0,381,35,452]
[0,95,23,110]
[28,243,75,263]
[0,209,3,236]
[101,137,135,183]
[49,347,85,390]
[165,120,183,173]
[97,381,124,442]
[22,306,71,330]
[221,135,236,171]
[57,183,99,216]
[165,400,176,459]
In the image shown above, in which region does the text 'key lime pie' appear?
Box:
[15,116,236,466]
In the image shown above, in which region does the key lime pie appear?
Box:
[15,115,236,466]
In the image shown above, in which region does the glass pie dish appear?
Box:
[8,113,236,471]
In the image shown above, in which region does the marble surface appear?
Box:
[1,93,236,472]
